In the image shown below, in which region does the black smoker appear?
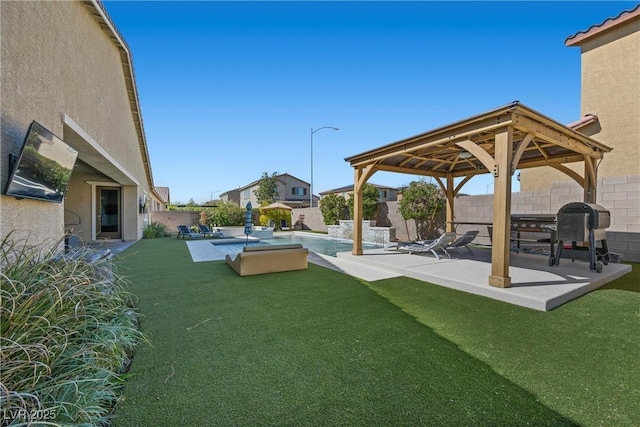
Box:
[549,202,611,273]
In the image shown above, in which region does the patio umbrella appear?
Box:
[244,202,252,246]
[261,202,293,212]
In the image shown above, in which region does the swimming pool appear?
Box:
[210,233,381,257]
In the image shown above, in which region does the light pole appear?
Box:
[310,126,339,207]
[487,182,494,194]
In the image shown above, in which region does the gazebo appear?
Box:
[344,102,612,288]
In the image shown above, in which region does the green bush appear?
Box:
[320,194,348,225]
[200,202,245,226]
[143,221,171,239]
[398,180,446,240]
[347,184,381,220]
[0,235,145,425]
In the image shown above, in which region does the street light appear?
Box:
[487,182,494,194]
[310,126,339,207]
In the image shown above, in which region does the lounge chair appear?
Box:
[396,232,457,260]
[177,225,202,239]
[445,230,479,255]
[198,224,224,238]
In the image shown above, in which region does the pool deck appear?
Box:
[186,237,260,261]
[184,238,631,312]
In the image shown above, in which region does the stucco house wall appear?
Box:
[514,6,639,261]
[1,1,154,248]
[520,9,639,191]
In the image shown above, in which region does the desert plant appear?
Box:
[0,234,145,425]
[143,221,171,239]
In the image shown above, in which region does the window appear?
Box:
[242,189,251,198]
[292,187,307,196]
[379,190,387,198]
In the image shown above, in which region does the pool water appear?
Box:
[211,233,381,257]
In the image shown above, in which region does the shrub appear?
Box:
[200,202,244,226]
[347,184,380,220]
[0,235,145,425]
[398,180,446,240]
[320,194,348,225]
[143,221,171,239]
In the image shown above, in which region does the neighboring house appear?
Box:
[219,189,241,206]
[1,1,158,248]
[319,184,399,203]
[226,173,315,208]
[153,187,170,211]
[519,4,639,259]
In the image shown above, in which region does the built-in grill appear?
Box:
[549,202,611,272]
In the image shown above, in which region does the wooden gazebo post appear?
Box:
[352,164,376,255]
[352,167,364,255]
[488,127,514,288]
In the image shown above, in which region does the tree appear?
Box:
[398,180,446,240]
[253,172,279,205]
[347,184,380,220]
[320,194,348,225]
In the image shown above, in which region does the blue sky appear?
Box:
[103,1,637,204]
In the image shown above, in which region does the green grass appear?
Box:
[112,238,638,426]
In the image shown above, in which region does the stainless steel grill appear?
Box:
[549,202,611,272]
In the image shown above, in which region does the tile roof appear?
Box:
[567,114,599,130]
[565,3,640,46]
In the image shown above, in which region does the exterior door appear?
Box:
[97,187,121,239]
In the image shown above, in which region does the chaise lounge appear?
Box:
[445,230,479,255]
[177,225,202,239]
[225,243,308,276]
[394,232,457,260]
[199,224,224,238]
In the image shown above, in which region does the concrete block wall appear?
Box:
[454,175,640,261]
[291,207,327,232]
[150,211,200,233]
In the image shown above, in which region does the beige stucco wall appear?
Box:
[1,1,151,247]
[521,17,639,191]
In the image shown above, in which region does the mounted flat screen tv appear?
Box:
[4,121,78,203]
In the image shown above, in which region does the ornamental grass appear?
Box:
[0,235,144,426]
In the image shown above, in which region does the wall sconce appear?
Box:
[139,196,147,214]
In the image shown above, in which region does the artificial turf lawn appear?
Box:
[111,238,638,426]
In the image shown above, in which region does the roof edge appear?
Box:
[86,0,155,190]
[565,4,640,46]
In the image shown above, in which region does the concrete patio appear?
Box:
[182,236,631,311]
[336,246,631,311]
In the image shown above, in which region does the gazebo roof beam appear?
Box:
[517,154,586,169]
[346,119,512,167]
[512,114,609,157]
